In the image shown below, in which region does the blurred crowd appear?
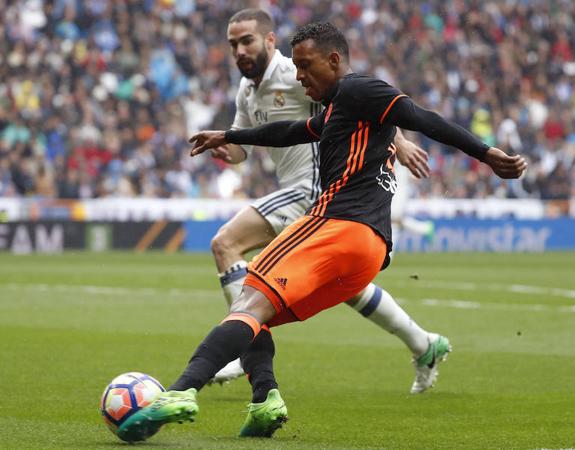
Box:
[0,0,573,208]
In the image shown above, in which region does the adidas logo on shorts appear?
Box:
[274,277,288,289]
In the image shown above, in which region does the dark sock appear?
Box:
[169,320,256,391]
[241,328,278,403]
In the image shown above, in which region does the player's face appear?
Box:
[227,20,273,80]
[292,40,340,102]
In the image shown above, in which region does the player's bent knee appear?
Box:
[211,226,235,257]
[230,286,277,324]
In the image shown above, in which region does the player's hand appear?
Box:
[484,147,527,179]
[209,145,233,163]
[395,138,430,179]
[189,131,227,157]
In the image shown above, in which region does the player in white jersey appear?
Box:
[207,9,450,394]
[231,48,323,235]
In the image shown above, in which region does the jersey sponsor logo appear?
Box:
[376,165,398,193]
[274,277,288,289]
[254,110,268,124]
[273,91,286,108]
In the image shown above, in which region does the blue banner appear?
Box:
[183,218,575,253]
[183,220,225,252]
[395,218,575,252]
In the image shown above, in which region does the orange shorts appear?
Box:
[244,215,388,327]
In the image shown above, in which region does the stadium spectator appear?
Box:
[0,0,573,212]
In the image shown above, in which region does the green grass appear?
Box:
[0,252,574,449]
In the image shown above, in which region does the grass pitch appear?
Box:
[0,251,573,449]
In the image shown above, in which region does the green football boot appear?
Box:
[411,334,452,394]
[117,388,199,442]
[239,389,288,438]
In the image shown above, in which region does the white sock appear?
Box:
[218,260,248,307]
[350,283,430,356]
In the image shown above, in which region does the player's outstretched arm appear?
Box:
[189,119,317,157]
[394,129,430,179]
[388,98,527,179]
[189,131,227,157]
[483,147,528,179]
[206,144,247,164]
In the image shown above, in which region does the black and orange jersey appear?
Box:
[225,73,489,254]
[302,74,404,247]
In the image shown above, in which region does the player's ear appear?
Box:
[328,52,340,70]
[265,31,276,50]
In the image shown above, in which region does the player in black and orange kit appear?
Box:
[118,22,527,442]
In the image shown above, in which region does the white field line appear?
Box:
[0,283,220,299]
[413,280,575,299]
[398,297,575,314]
[1,282,574,313]
[4,281,575,299]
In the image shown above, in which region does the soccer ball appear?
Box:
[100,372,165,440]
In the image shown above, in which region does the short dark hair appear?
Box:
[228,8,274,35]
[290,22,349,61]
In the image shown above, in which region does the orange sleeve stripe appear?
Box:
[379,94,407,124]
[350,125,365,174]
[306,118,321,139]
[357,123,370,169]
[347,127,359,175]
[342,123,361,179]
[221,312,261,337]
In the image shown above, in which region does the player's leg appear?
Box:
[209,206,275,384]
[117,286,278,441]
[119,214,337,441]
[346,285,451,393]
[238,325,288,437]
[227,214,345,437]
[236,216,386,436]
[169,287,277,392]
[211,189,309,384]
[211,205,276,307]
[346,285,430,356]
[240,325,277,402]
[143,213,336,439]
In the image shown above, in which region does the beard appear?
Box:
[237,46,268,80]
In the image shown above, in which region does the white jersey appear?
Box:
[231,50,322,199]
[391,163,411,221]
